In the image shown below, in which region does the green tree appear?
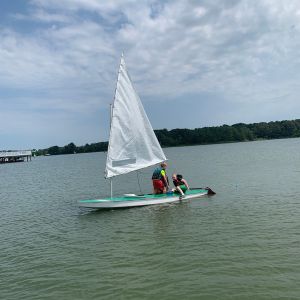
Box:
[48,146,60,155]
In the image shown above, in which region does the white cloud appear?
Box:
[13,9,72,23]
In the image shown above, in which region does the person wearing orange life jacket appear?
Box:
[152,162,169,194]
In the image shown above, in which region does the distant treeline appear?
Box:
[34,119,300,156]
[35,142,108,156]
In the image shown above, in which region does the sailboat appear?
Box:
[79,55,215,209]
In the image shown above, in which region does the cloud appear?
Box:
[5,0,300,98]
[13,9,73,23]
[1,0,300,148]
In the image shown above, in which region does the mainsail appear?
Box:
[105,55,167,178]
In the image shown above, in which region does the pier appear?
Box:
[0,151,32,164]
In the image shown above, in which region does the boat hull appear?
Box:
[79,188,215,209]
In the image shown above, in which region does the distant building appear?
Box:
[0,151,32,164]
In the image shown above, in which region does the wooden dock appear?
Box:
[0,151,32,164]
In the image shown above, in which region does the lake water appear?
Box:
[1,138,300,300]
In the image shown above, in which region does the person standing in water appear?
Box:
[152,162,169,194]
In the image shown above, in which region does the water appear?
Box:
[1,138,300,299]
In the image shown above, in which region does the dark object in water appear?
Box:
[189,187,216,195]
[205,187,216,195]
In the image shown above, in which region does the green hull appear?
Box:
[79,188,215,209]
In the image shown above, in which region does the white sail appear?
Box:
[105,55,167,178]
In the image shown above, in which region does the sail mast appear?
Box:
[107,54,122,195]
[109,103,113,198]
[105,55,123,180]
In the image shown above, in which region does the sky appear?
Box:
[1,0,300,150]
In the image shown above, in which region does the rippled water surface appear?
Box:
[1,139,300,299]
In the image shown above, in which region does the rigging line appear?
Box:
[136,170,143,195]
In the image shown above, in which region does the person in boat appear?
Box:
[152,162,169,194]
[172,173,190,196]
